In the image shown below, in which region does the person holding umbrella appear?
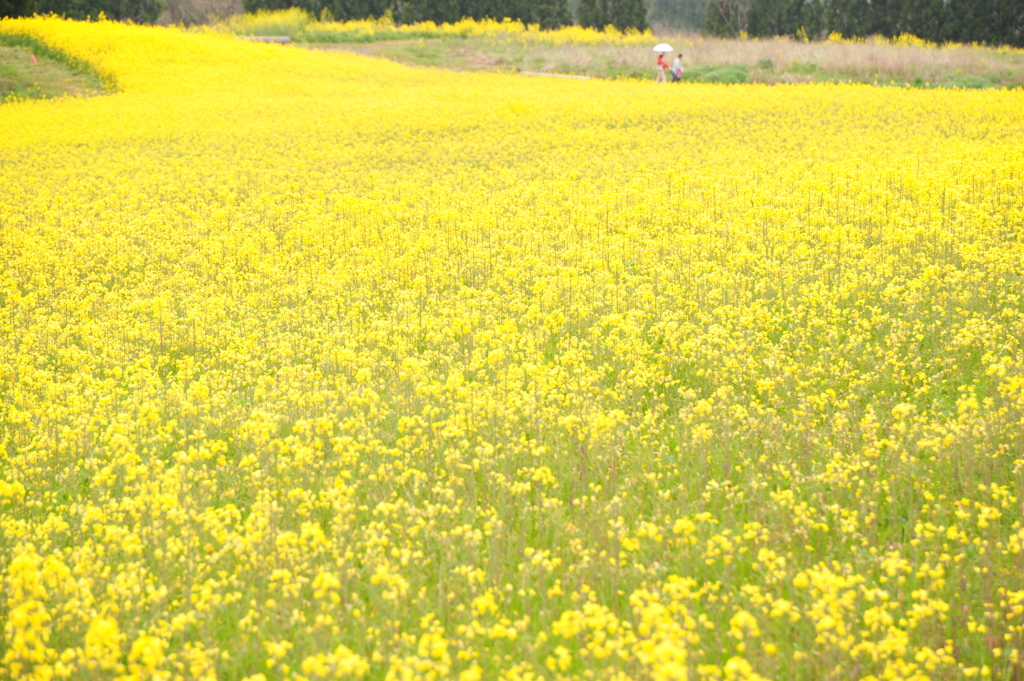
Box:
[653,43,672,83]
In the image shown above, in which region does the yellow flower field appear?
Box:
[213,8,654,45]
[1,15,1023,681]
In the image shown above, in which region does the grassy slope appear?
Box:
[305,34,1024,88]
[0,41,104,102]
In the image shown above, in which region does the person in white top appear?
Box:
[671,54,684,82]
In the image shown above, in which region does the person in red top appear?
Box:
[656,53,669,83]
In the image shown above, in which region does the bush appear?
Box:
[0,0,36,18]
[681,63,748,83]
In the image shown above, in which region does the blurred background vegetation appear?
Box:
[3,0,1022,48]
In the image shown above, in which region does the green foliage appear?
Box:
[576,0,600,27]
[680,62,747,82]
[0,0,35,18]
[703,0,737,36]
[748,0,824,39]
[711,0,1024,47]
[239,0,574,27]
[941,74,995,89]
[0,32,115,88]
[648,0,708,30]
[788,61,817,74]
[613,0,647,30]
[244,0,329,17]
[0,42,104,101]
[301,25,438,41]
[33,0,168,23]
[944,0,1023,47]
[576,0,647,30]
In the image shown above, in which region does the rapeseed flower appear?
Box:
[1,13,1023,681]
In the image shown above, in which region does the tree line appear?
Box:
[243,0,648,31]
[248,0,574,29]
[647,0,706,29]
[0,0,646,30]
[704,0,1023,47]
[2,0,167,23]
[3,0,1021,48]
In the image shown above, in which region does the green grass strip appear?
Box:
[0,31,117,91]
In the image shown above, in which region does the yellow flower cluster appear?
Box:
[2,14,1023,681]
[823,30,1024,55]
[214,9,653,46]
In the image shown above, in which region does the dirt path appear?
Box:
[300,39,520,73]
[301,41,417,56]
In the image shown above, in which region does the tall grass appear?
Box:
[670,31,1024,86]
[215,10,1024,87]
[487,30,1024,86]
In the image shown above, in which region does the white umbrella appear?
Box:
[653,43,674,53]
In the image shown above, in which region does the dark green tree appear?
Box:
[0,0,33,16]
[576,0,606,27]
[748,0,803,36]
[35,0,167,22]
[318,0,389,21]
[577,0,645,30]
[703,0,744,36]
[865,0,901,36]
[896,0,944,38]
[244,0,311,12]
[0,0,36,17]
[458,0,491,19]
[609,0,646,30]
[701,0,1023,44]
[530,0,571,28]
[821,0,870,37]
[731,0,822,38]
[648,0,708,30]
[946,0,1023,47]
